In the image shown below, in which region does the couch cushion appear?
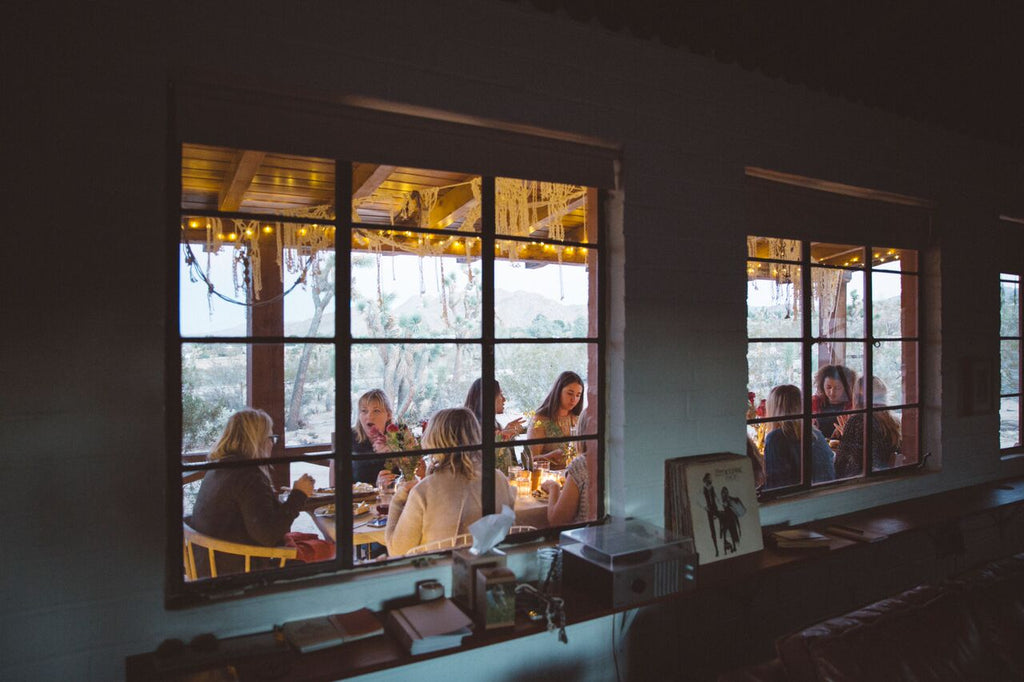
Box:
[953,553,1024,676]
[776,583,1018,682]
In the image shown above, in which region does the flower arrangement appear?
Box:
[377,422,421,480]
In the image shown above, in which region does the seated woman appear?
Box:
[833,377,903,478]
[763,385,836,488]
[811,364,856,440]
[384,408,515,556]
[527,371,584,469]
[189,408,314,577]
[464,378,526,475]
[344,388,406,487]
[540,406,595,525]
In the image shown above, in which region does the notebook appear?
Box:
[385,598,474,655]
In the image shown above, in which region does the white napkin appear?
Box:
[467,504,515,555]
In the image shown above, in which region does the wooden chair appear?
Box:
[404,533,474,556]
[183,521,297,580]
[404,526,538,556]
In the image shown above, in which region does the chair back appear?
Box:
[183,521,297,580]
[405,533,474,556]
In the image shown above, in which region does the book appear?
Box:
[385,598,474,655]
[771,528,832,549]
[328,607,384,642]
[826,524,888,543]
[665,452,763,565]
[280,616,345,653]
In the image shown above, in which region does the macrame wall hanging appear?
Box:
[184,179,586,320]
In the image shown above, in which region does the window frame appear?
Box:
[168,140,608,605]
[746,237,923,497]
[1000,272,1022,453]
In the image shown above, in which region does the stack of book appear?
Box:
[280,607,384,653]
[771,528,832,549]
[385,598,474,655]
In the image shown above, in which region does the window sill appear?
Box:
[131,475,1024,681]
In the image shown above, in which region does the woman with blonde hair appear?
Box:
[834,377,902,478]
[385,408,514,556]
[762,385,835,489]
[190,408,314,577]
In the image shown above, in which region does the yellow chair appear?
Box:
[183,521,297,580]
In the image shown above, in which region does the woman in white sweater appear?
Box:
[385,407,515,556]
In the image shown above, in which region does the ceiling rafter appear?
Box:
[218,150,266,212]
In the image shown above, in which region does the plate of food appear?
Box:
[353,501,371,517]
[352,481,378,500]
[315,504,336,516]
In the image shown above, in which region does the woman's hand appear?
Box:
[376,470,396,491]
[536,449,566,468]
[540,479,561,496]
[500,417,525,440]
[292,474,315,496]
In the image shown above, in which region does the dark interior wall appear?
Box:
[3,1,1023,680]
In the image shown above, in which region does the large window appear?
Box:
[1001,273,1021,451]
[173,141,604,599]
[746,237,920,495]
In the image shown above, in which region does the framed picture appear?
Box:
[962,358,995,415]
[665,453,763,564]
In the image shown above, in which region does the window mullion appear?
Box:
[337,159,354,567]
[480,177,496,516]
[801,241,813,489]
[864,248,875,475]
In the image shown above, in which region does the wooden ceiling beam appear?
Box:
[218,150,266,212]
[427,183,477,229]
[352,163,397,200]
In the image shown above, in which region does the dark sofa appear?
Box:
[719,553,1024,682]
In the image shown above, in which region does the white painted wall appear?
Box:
[4,1,1023,680]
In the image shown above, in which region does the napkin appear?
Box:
[467,505,514,555]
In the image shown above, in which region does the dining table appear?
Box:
[310,507,388,546]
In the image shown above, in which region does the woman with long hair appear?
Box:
[384,408,515,556]
[464,378,526,475]
[526,371,584,468]
[811,364,856,439]
[834,377,902,478]
[763,385,836,489]
[190,408,315,576]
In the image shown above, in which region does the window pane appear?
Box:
[496,177,592,244]
[747,235,800,261]
[1000,397,1020,449]
[495,342,594,442]
[872,271,918,338]
[810,242,865,268]
[1001,278,1019,337]
[182,144,335,217]
[812,268,864,340]
[873,341,918,405]
[871,247,917,273]
[284,245,335,339]
[747,342,802,414]
[351,342,481,430]
[179,240,247,337]
[283,343,335,447]
[747,261,802,338]
[496,242,593,339]
[1002,340,1020,395]
[834,407,916,476]
[760,420,805,490]
[181,343,249,457]
[180,220,335,338]
[352,164,481,231]
[351,234,482,339]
